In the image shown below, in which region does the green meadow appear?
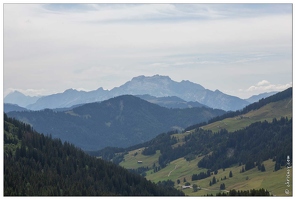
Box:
[120,146,292,196]
[120,148,161,169]
[202,98,292,133]
[146,158,292,196]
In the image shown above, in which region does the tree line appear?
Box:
[197,117,292,171]
[216,188,271,196]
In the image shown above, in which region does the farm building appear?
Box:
[182,185,192,189]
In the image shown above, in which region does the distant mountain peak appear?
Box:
[131,74,171,81]
[4,90,40,108]
[9,90,22,95]
[180,80,191,83]
[5,90,28,98]
[151,74,171,79]
[64,88,77,93]
[96,87,105,91]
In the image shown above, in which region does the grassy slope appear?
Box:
[120,148,292,196]
[178,159,291,196]
[120,148,161,169]
[119,97,292,196]
[201,98,292,133]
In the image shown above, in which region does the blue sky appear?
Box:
[3,3,293,99]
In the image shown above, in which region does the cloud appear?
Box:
[257,80,270,86]
[40,4,292,23]
[246,80,292,93]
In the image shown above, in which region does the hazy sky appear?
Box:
[3,3,293,99]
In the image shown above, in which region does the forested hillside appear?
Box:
[7,95,225,150]
[92,117,292,172]
[4,114,185,196]
[91,117,292,196]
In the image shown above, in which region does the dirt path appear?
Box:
[286,99,292,108]
[168,164,178,177]
[200,188,229,193]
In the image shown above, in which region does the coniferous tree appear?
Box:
[192,184,198,192]
[229,171,233,178]
[240,166,245,173]
[274,163,281,171]
[260,164,266,172]
[220,183,226,190]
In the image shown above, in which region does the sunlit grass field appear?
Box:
[120,145,292,196]
[120,148,161,169]
[201,98,292,133]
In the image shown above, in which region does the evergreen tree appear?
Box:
[229,171,233,178]
[192,184,198,192]
[260,164,266,172]
[220,183,226,190]
[274,163,281,171]
[240,166,245,173]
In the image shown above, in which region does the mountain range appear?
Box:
[7,95,225,151]
[4,75,277,111]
